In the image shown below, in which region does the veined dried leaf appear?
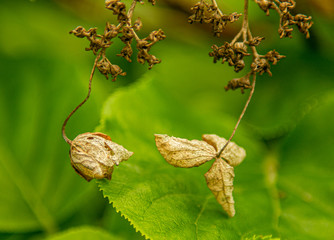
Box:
[205,158,235,217]
[202,134,246,167]
[70,132,133,181]
[154,134,216,168]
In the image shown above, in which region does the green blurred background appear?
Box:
[0,0,333,239]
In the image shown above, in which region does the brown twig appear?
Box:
[62,51,102,145]
[217,73,256,158]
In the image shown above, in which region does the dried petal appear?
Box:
[154,134,216,168]
[202,134,246,167]
[205,158,235,217]
[70,132,133,181]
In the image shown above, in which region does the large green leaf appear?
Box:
[277,91,334,239]
[97,70,334,239]
[97,75,276,239]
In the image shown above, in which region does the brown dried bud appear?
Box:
[265,50,285,65]
[202,134,246,167]
[154,134,216,168]
[245,36,265,46]
[104,22,119,39]
[205,158,235,217]
[251,58,272,76]
[133,18,143,31]
[70,132,133,181]
[70,27,97,39]
[117,43,133,62]
[255,0,274,16]
[97,56,126,81]
[224,74,252,94]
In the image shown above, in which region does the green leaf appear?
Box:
[98,71,334,239]
[46,226,120,240]
[276,91,334,239]
[0,1,110,233]
[97,75,277,239]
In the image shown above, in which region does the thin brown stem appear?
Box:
[247,27,260,58]
[231,0,249,45]
[127,0,141,41]
[217,74,256,158]
[62,51,102,145]
[211,0,224,16]
[242,0,249,40]
[127,0,138,20]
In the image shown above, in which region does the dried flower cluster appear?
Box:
[189,0,312,94]
[63,0,165,181]
[189,1,242,37]
[70,0,165,81]
[155,134,246,217]
[255,0,313,38]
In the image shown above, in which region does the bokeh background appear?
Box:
[0,0,333,239]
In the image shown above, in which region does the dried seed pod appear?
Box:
[154,134,216,168]
[202,134,246,167]
[70,132,133,181]
[205,158,235,217]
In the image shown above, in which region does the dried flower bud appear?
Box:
[154,134,216,168]
[133,18,143,31]
[202,134,246,167]
[224,74,252,94]
[265,50,285,65]
[233,42,247,54]
[205,158,235,217]
[188,2,207,24]
[255,0,274,16]
[70,132,133,181]
[104,22,119,39]
[97,56,126,81]
[117,43,133,62]
[245,36,265,46]
[251,58,272,76]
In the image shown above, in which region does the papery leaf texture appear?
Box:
[202,134,246,167]
[154,134,216,168]
[204,158,235,217]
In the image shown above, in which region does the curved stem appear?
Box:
[217,74,256,158]
[62,52,102,145]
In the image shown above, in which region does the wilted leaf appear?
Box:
[202,134,246,167]
[154,134,216,168]
[204,158,235,217]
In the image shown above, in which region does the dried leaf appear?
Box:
[202,134,246,167]
[70,132,133,181]
[205,158,235,217]
[154,134,216,168]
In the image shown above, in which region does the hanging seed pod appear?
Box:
[70,132,133,181]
